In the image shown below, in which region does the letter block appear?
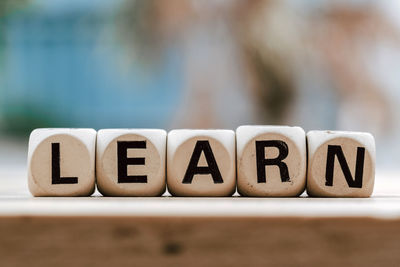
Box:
[28,128,96,197]
[236,126,307,197]
[167,130,236,196]
[307,131,375,197]
[96,129,166,196]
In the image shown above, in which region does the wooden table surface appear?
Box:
[0,165,399,266]
[0,167,399,217]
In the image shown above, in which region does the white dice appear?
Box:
[28,128,96,197]
[27,127,376,198]
[96,129,166,196]
[167,130,236,196]
[306,131,375,197]
[236,126,307,197]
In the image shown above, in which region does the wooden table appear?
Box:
[0,167,399,266]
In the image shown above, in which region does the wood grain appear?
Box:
[0,216,399,267]
[0,167,399,266]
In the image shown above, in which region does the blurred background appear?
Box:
[0,0,400,171]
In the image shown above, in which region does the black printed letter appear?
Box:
[117,141,147,183]
[182,140,223,184]
[51,143,78,184]
[325,145,365,188]
[255,140,290,183]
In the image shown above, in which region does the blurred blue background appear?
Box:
[1,0,400,169]
[0,0,183,132]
